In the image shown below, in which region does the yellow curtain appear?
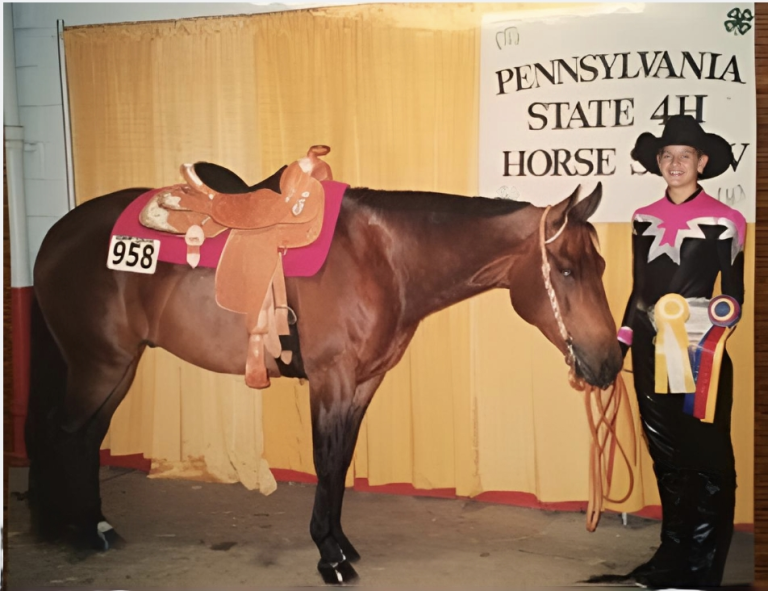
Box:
[63,4,754,523]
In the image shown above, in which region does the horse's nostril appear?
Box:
[573,351,619,390]
[574,356,596,385]
[597,358,621,390]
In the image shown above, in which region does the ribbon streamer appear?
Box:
[687,295,740,423]
[654,294,695,394]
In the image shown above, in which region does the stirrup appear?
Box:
[245,333,270,389]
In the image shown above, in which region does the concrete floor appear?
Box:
[5,466,754,589]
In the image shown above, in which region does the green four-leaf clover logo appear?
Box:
[724,7,753,35]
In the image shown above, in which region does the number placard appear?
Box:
[107,236,160,274]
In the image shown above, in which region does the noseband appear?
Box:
[538,206,575,368]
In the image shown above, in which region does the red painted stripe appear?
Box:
[264,470,752,527]
[353,478,455,499]
[269,468,318,484]
[9,287,32,461]
[474,490,587,512]
[633,505,662,520]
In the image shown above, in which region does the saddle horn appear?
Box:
[299,145,333,181]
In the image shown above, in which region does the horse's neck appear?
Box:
[405,212,535,321]
[346,192,538,325]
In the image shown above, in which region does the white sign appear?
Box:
[480,3,756,223]
[107,236,161,274]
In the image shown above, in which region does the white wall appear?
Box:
[6,2,334,285]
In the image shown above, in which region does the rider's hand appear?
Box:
[619,341,629,360]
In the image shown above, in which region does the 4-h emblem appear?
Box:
[724,7,753,35]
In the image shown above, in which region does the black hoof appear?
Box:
[338,539,361,563]
[97,523,125,550]
[317,559,359,585]
[69,521,125,552]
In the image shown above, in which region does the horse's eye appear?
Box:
[562,269,572,277]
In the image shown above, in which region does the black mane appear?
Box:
[346,187,531,218]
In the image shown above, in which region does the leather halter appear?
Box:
[538,205,636,532]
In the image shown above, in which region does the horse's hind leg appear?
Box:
[29,351,142,550]
[309,373,384,584]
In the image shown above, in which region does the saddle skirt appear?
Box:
[110,180,348,277]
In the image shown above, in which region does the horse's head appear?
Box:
[508,183,622,389]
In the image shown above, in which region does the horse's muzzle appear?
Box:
[573,344,622,390]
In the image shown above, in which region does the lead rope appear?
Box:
[583,373,635,531]
[538,206,636,532]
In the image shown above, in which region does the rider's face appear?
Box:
[656,145,709,192]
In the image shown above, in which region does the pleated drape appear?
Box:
[63,3,753,523]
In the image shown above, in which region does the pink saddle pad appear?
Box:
[110,180,348,277]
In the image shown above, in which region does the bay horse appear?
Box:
[26,165,622,584]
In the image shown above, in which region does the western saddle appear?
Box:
[139,146,333,388]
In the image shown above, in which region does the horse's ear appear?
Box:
[547,184,581,232]
[569,182,603,223]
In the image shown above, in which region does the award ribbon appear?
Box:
[654,294,695,394]
[689,295,740,423]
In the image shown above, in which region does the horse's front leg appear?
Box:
[309,373,383,584]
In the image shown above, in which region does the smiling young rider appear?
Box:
[613,115,746,588]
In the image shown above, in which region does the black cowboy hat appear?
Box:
[630,115,733,179]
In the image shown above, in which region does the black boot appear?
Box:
[629,464,694,583]
[688,471,735,586]
[634,470,736,589]
[584,464,693,587]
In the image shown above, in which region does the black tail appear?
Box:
[25,295,67,459]
[26,294,69,537]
